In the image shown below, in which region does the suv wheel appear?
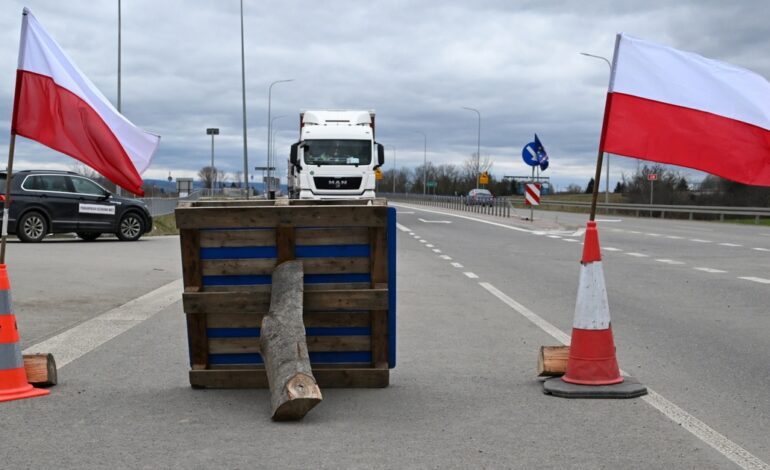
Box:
[18,211,48,243]
[76,232,102,241]
[116,213,144,241]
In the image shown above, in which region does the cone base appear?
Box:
[0,383,49,403]
[543,375,647,399]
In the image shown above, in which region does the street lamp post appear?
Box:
[414,131,427,195]
[387,145,396,193]
[267,79,293,196]
[270,115,285,169]
[462,106,481,189]
[206,128,219,190]
[239,0,249,198]
[580,52,613,205]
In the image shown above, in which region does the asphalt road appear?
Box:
[0,208,768,469]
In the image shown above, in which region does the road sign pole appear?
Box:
[650,179,654,216]
[530,166,535,221]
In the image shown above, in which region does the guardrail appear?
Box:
[383,192,770,223]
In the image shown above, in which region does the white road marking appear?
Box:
[626,252,649,257]
[719,243,742,247]
[665,235,685,239]
[409,233,415,236]
[24,279,183,368]
[752,247,770,252]
[463,272,479,279]
[432,249,442,253]
[397,211,415,214]
[548,235,562,239]
[656,259,685,265]
[603,247,622,252]
[596,218,622,222]
[563,239,579,243]
[396,223,412,232]
[418,218,452,224]
[419,239,427,243]
[572,228,587,237]
[739,276,770,284]
[440,255,452,260]
[451,262,464,268]
[647,233,662,237]
[690,239,712,243]
[389,203,534,233]
[694,267,727,274]
[478,281,770,470]
[628,230,642,234]
[426,244,434,248]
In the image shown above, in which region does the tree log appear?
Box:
[261,261,322,420]
[537,346,569,377]
[24,353,57,387]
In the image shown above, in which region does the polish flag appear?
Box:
[601,34,770,187]
[11,8,159,196]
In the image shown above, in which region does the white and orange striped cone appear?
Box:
[0,264,49,402]
[543,221,647,398]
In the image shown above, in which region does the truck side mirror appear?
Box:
[377,143,385,167]
[290,143,301,170]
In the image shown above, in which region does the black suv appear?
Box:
[0,170,152,242]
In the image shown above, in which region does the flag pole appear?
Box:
[1,133,17,264]
[589,34,620,222]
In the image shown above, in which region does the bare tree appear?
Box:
[198,166,227,189]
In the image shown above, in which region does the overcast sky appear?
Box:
[1,1,769,191]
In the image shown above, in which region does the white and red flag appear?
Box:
[11,8,159,196]
[601,34,770,186]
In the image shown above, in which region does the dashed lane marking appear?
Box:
[396,223,412,232]
[419,239,427,243]
[440,255,452,260]
[694,267,727,274]
[426,244,434,248]
[603,247,622,252]
[548,235,562,239]
[451,262,464,268]
[690,239,712,243]
[719,243,742,247]
[752,247,770,252]
[626,252,649,257]
[432,249,442,253]
[478,282,770,470]
[563,239,579,243]
[647,233,662,237]
[463,272,479,279]
[656,259,686,265]
[665,235,685,239]
[739,277,770,284]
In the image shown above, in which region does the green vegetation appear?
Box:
[148,213,178,236]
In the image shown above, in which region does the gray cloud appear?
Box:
[1,1,768,191]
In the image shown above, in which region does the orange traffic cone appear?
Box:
[0,264,49,402]
[543,222,646,398]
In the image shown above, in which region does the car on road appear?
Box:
[465,188,494,206]
[0,170,152,242]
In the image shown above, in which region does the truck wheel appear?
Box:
[116,213,144,241]
[18,211,48,243]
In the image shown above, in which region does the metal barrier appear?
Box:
[384,192,770,223]
[383,193,512,218]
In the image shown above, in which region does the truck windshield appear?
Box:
[304,140,371,166]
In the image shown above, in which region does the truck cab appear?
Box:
[288,110,384,199]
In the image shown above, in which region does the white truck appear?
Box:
[288,109,384,199]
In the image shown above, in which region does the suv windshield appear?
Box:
[304,140,371,166]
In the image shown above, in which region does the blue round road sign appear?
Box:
[522,142,539,167]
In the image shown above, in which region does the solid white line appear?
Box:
[738,276,770,284]
[626,252,649,257]
[752,247,770,252]
[463,272,479,279]
[694,267,727,274]
[390,203,534,233]
[603,247,622,252]
[690,239,712,243]
[719,243,742,247]
[451,262,464,268]
[396,223,412,232]
[656,259,686,265]
[440,255,452,260]
[478,281,769,470]
[24,279,183,368]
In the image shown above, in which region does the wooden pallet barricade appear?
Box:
[175,198,396,388]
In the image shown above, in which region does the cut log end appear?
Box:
[537,345,569,377]
[272,373,323,421]
[23,353,57,387]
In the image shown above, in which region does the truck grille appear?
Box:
[313,177,362,190]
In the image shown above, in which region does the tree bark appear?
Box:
[261,261,322,420]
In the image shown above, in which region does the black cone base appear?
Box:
[543,375,647,399]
